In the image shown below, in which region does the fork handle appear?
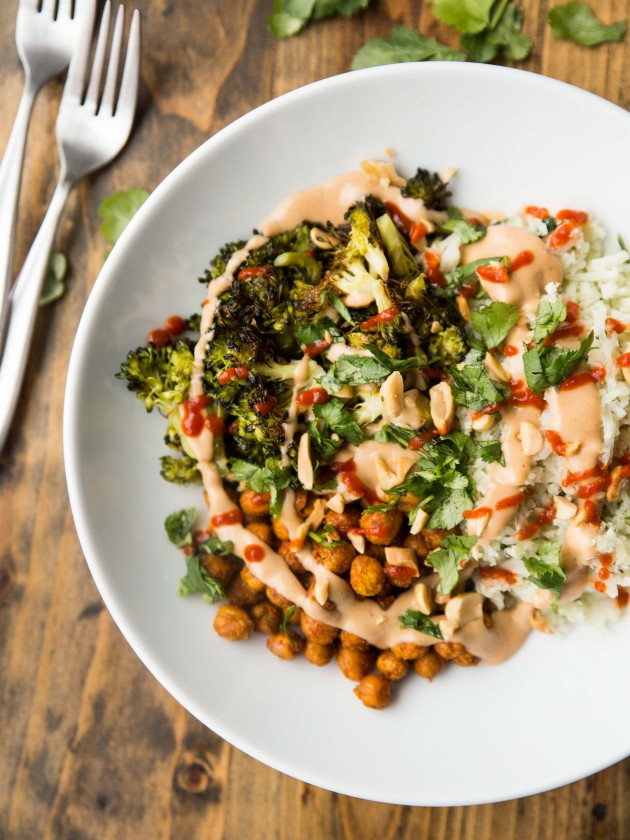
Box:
[0,177,72,452]
[0,80,38,345]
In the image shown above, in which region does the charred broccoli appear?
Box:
[117,339,194,413]
[402,168,451,211]
[200,240,247,283]
[160,454,202,485]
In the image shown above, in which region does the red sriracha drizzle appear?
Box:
[517,504,556,541]
[253,396,278,416]
[296,387,330,407]
[509,380,547,411]
[606,317,628,335]
[244,544,265,563]
[479,567,519,586]
[424,250,447,287]
[237,266,273,280]
[217,366,250,385]
[508,250,534,273]
[477,263,509,284]
[211,509,242,527]
[360,307,400,331]
[525,206,550,220]
[181,395,212,437]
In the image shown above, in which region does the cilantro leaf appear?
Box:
[532,299,566,344]
[309,524,342,547]
[440,207,486,244]
[198,535,234,557]
[323,346,422,390]
[429,0,495,34]
[476,439,504,465]
[40,251,68,306]
[177,554,225,604]
[313,398,365,446]
[548,2,626,47]
[462,2,532,62]
[427,487,473,528]
[230,460,294,517]
[523,332,594,393]
[280,605,296,632]
[450,362,509,411]
[374,423,416,447]
[307,420,344,460]
[164,508,196,548]
[321,289,355,325]
[351,26,466,70]
[426,534,478,595]
[399,610,444,639]
[270,0,370,38]
[470,301,520,350]
[523,543,566,603]
[99,188,149,255]
[295,317,341,347]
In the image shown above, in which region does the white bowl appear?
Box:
[64,62,630,806]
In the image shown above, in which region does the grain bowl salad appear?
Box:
[118,160,630,710]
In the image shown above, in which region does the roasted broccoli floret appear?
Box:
[428,324,467,368]
[330,201,392,308]
[160,454,202,485]
[226,382,288,467]
[117,339,194,413]
[402,168,451,211]
[376,212,423,285]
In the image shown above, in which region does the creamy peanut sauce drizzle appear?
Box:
[179,174,605,663]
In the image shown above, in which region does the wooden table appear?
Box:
[2,1,630,836]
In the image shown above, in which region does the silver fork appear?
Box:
[0,1,141,452]
[0,0,96,344]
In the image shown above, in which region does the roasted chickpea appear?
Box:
[304,640,334,667]
[360,509,403,546]
[266,586,292,609]
[227,572,264,607]
[453,651,481,667]
[246,521,275,547]
[284,605,303,626]
[339,631,370,650]
[272,517,290,541]
[278,540,307,574]
[200,554,236,588]
[336,646,375,681]
[239,489,271,517]
[434,642,466,661]
[300,612,339,645]
[350,554,386,597]
[240,566,266,593]
[312,540,356,574]
[376,650,409,681]
[251,602,283,635]
[267,630,304,660]
[324,508,361,537]
[391,642,428,661]
[397,492,420,514]
[422,528,455,552]
[413,649,446,680]
[403,532,429,560]
[354,673,392,709]
[213,604,254,641]
[294,488,316,518]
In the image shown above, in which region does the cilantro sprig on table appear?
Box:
[268,0,370,39]
[548,3,626,47]
[164,508,234,604]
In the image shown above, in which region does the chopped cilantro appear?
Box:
[313,398,365,446]
[523,543,566,608]
[523,332,594,393]
[399,609,444,639]
[450,362,509,411]
[177,554,225,604]
[470,301,520,349]
[230,460,294,516]
[440,207,486,244]
[164,508,196,547]
[531,299,566,344]
[373,423,417,447]
[426,534,478,595]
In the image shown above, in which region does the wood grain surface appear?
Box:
[2,1,630,837]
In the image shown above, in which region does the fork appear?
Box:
[0,1,141,452]
[0,0,96,345]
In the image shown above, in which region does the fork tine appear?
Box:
[63,0,97,102]
[115,9,140,120]
[57,0,73,19]
[84,1,111,111]
[41,0,56,19]
[100,5,124,117]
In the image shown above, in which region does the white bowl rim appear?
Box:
[64,61,630,806]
